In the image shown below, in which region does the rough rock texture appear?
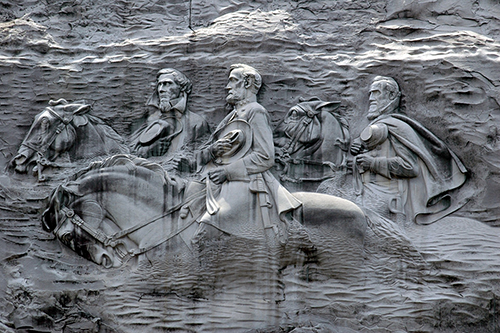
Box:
[1,1,500,332]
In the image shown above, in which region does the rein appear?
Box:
[56,189,205,260]
[21,107,76,181]
[24,107,73,157]
[283,111,314,154]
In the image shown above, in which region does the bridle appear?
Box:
[277,104,350,180]
[52,189,205,263]
[277,105,323,169]
[282,104,318,154]
[20,107,78,181]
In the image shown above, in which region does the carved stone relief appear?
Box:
[349,76,468,226]
[128,68,210,159]
[1,1,500,333]
[11,99,129,181]
[274,97,350,192]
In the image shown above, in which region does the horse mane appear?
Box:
[42,154,183,232]
[68,154,175,185]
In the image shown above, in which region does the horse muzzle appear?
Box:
[11,152,31,173]
[88,244,120,269]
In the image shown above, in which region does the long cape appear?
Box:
[379,114,468,224]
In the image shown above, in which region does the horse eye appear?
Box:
[290,110,300,119]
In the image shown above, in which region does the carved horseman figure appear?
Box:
[350,76,468,225]
[129,68,210,158]
[176,64,303,244]
[173,64,314,304]
[41,66,367,270]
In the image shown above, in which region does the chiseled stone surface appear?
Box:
[1,1,500,332]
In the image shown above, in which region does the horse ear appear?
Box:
[72,104,91,115]
[72,115,89,127]
[317,101,341,113]
[298,96,321,103]
[49,99,68,106]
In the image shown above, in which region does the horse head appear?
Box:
[12,99,91,175]
[279,97,343,157]
[274,98,351,190]
[42,155,187,268]
[42,181,135,269]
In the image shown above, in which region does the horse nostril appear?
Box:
[14,155,27,165]
[14,164,27,173]
[61,232,72,244]
[101,253,113,269]
[12,154,28,172]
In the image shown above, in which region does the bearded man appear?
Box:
[176,64,302,243]
[129,68,209,158]
[350,76,468,225]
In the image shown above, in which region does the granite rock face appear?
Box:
[1,1,500,332]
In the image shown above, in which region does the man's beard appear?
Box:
[226,93,236,105]
[226,90,244,105]
[159,97,172,112]
[367,98,398,120]
[367,102,380,120]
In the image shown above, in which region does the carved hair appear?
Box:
[156,68,192,95]
[147,68,192,108]
[230,64,262,94]
[373,76,401,101]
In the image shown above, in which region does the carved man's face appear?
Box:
[367,81,392,120]
[225,68,247,105]
[157,74,181,110]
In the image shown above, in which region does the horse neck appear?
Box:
[70,121,128,159]
[316,112,346,164]
[78,169,183,247]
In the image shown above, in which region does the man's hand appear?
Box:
[355,154,374,171]
[173,156,194,172]
[210,139,233,157]
[350,140,363,155]
[208,168,228,184]
[346,157,354,170]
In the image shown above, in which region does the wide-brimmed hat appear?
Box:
[360,123,388,150]
[138,120,171,145]
[214,120,253,165]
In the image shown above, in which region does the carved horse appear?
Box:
[42,155,366,268]
[42,155,188,268]
[274,98,350,190]
[11,99,129,181]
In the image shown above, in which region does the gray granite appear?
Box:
[0,1,500,332]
